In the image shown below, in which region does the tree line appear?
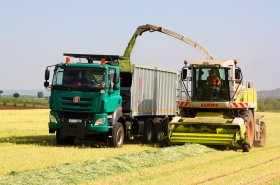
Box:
[0,89,279,112]
[0,90,44,98]
[258,97,280,112]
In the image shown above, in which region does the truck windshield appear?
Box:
[52,67,106,90]
[192,67,230,101]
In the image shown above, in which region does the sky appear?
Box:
[0,0,279,91]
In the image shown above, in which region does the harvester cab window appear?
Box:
[193,67,229,101]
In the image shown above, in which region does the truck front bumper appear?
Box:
[48,111,109,138]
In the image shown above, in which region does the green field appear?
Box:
[0,110,279,184]
[0,96,48,105]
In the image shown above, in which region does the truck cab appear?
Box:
[44,54,124,147]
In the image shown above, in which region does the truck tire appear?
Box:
[143,119,153,144]
[110,122,124,148]
[241,110,255,148]
[56,129,66,145]
[255,121,266,147]
[65,137,75,145]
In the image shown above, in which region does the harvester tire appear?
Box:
[143,119,153,144]
[242,110,255,148]
[110,122,124,148]
[255,121,266,147]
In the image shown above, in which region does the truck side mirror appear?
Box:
[113,72,119,84]
[113,72,120,90]
[44,81,49,88]
[182,68,188,80]
[45,68,50,81]
[235,68,242,80]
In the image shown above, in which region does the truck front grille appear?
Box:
[60,97,96,112]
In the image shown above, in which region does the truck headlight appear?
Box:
[94,118,106,125]
[50,115,57,123]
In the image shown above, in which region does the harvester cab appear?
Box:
[167,59,266,152]
[181,60,245,105]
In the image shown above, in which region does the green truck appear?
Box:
[44,53,178,147]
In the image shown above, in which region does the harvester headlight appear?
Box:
[49,115,57,123]
[94,118,106,125]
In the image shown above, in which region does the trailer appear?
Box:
[121,65,179,142]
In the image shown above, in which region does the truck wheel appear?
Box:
[255,121,266,147]
[65,137,75,145]
[56,129,66,145]
[110,122,124,148]
[56,129,75,145]
[143,119,153,144]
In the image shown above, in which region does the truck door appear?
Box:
[107,68,122,112]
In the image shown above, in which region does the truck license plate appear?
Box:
[68,119,82,123]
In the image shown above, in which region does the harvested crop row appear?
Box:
[0,144,215,185]
[85,146,280,185]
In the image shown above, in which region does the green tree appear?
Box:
[258,97,280,112]
[258,99,265,112]
[13,92,20,99]
[0,90,3,96]
[37,91,44,98]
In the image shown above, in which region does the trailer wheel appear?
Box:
[255,121,266,147]
[154,120,163,142]
[110,122,124,148]
[162,118,170,136]
[143,119,153,144]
